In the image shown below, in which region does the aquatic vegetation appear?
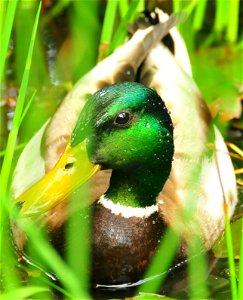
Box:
[0,1,242,299]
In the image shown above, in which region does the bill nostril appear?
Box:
[64,162,74,170]
[16,201,24,209]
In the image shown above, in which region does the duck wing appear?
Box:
[140,10,238,250]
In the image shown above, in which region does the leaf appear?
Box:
[2,286,49,300]
[213,218,242,258]
[125,292,176,299]
[191,44,242,122]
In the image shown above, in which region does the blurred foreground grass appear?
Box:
[0,0,242,299]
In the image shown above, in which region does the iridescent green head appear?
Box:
[72,82,174,207]
[16,82,174,216]
[72,82,173,169]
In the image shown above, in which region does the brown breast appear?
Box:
[91,202,165,285]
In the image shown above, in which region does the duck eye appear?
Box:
[114,111,132,126]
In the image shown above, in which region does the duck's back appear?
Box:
[140,11,237,250]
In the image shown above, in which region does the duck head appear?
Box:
[15,82,174,216]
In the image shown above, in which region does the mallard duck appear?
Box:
[12,10,237,285]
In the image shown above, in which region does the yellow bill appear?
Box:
[14,140,100,217]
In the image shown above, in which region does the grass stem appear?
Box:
[0,0,18,82]
[0,2,41,193]
[119,0,129,18]
[225,212,238,300]
[108,0,140,55]
[100,0,118,44]
[226,0,240,43]
[188,237,209,299]
[193,0,207,31]
[238,217,243,299]
[137,228,181,293]
[214,0,229,34]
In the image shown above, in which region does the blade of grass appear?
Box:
[238,217,243,299]
[0,142,27,157]
[188,236,209,299]
[100,0,118,45]
[0,0,6,42]
[0,2,41,192]
[19,90,36,125]
[17,217,90,299]
[98,0,118,60]
[2,286,50,300]
[107,0,140,55]
[173,0,198,52]
[226,0,240,43]
[225,210,238,300]
[119,0,129,18]
[66,185,91,293]
[214,0,229,34]
[136,0,145,15]
[18,256,75,299]
[137,227,181,293]
[138,150,209,295]
[180,167,209,300]
[42,0,71,27]
[69,0,99,81]
[0,3,41,293]
[0,0,18,82]
[193,0,207,31]
[173,0,181,13]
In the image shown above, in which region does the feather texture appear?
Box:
[12,10,237,251]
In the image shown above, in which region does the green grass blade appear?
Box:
[0,0,18,82]
[136,0,145,17]
[2,286,50,300]
[18,218,90,299]
[100,0,118,44]
[108,0,140,55]
[42,0,71,26]
[0,0,6,43]
[0,2,41,192]
[98,0,118,60]
[226,0,240,43]
[0,143,27,158]
[69,0,99,81]
[188,237,209,299]
[193,0,208,31]
[0,5,41,293]
[66,187,91,293]
[214,0,229,33]
[225,212,238,300]
[137,228,181,293]
[172,0,198,53]
[19,90,37,125]
[119,0,129,18]
[173,0,181,13]
[238,217,243,299]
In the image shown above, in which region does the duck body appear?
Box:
[74,82,175,284]
[51,197,166,285]
[12,10,238,287]
[46,81,176,285]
